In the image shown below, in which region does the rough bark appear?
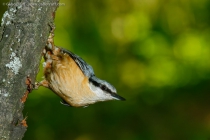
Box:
[0,0,59,139]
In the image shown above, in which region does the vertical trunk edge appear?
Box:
[0,0,59,139]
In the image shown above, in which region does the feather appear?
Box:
[60,47,95,78]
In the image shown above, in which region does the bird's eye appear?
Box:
[101,85,107,90]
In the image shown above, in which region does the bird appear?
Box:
[35,31,125,107]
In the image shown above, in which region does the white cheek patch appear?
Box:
[89,82,114,101]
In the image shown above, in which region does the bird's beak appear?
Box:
[111,93,126,101]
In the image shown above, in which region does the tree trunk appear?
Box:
[0,0,59,139]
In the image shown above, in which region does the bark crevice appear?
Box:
[0,0,59,139]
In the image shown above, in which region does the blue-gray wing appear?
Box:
[60,47,95,78]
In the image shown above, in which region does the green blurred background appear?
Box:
[1,0,210,139]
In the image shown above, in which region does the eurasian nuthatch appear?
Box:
[36,29,125,107]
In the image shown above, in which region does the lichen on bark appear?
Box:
[0,0,59,139]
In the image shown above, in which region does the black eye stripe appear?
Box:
[90,78,100,87]
[89,78,114,94]
[101,85,106,90]
[101,86,112,94]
